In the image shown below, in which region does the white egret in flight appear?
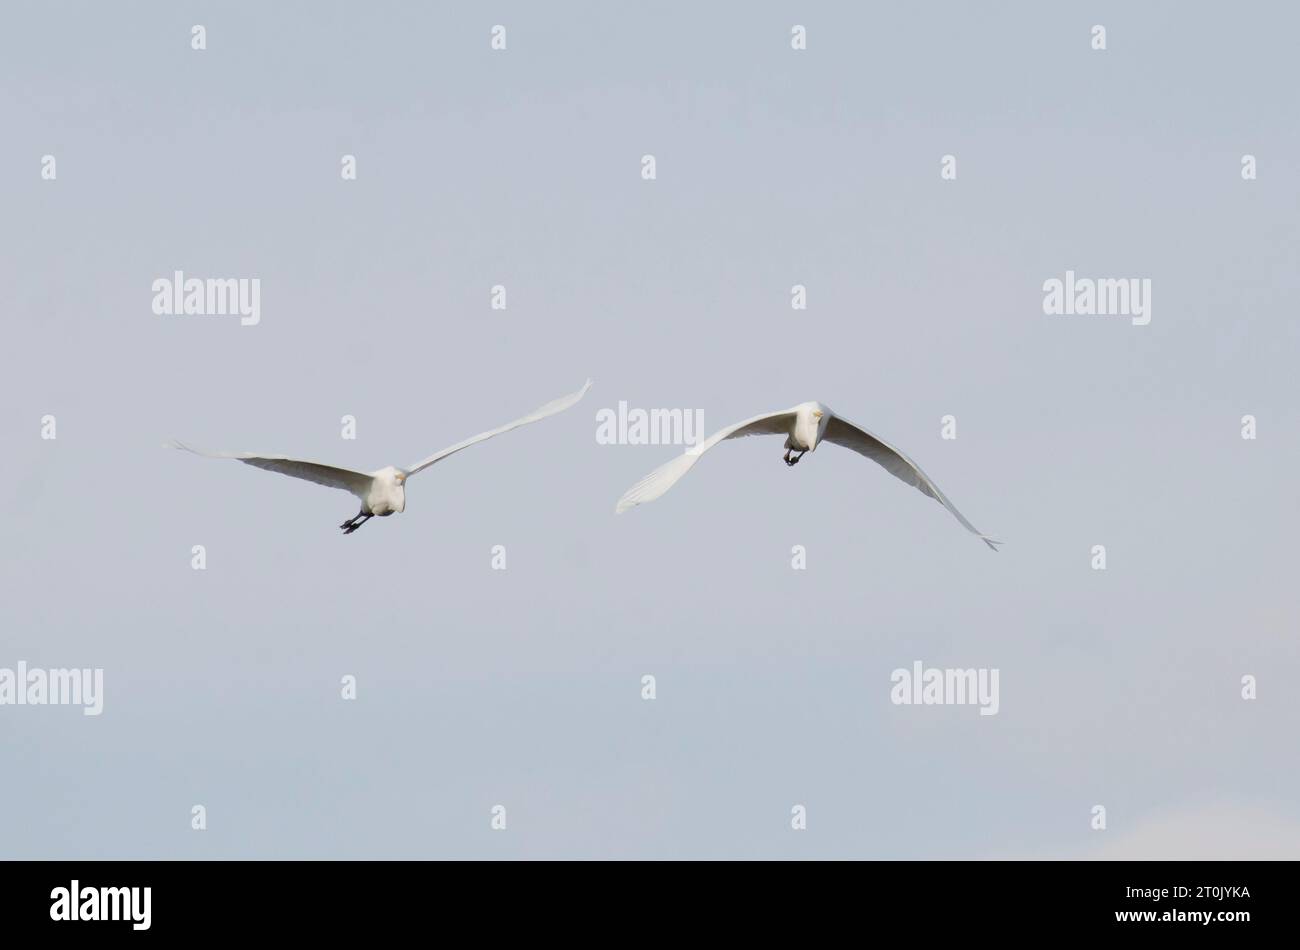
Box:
[170,380,591,534]
[616,400,1001,550]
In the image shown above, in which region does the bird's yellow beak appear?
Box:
[813,410,823,418]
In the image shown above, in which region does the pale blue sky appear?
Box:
[1,1,1297,858]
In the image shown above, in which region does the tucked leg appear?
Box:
[340,511,373,534]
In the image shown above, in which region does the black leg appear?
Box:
[784,449,804,467]
[340,511,372,534]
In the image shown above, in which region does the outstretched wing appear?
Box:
[821,415,1002,550]
[167,440,374,497]
[615,409,798,513]
[405,379,592,476]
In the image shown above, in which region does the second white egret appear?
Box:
[616,400,1001,550]
[170,380,591,534]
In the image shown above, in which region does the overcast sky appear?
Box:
[1,1,1297,858]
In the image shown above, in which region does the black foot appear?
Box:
[783,450,804,467]
[340,513,372,534]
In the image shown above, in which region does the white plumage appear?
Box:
[169,380,591,534]
[616,401,1001,551]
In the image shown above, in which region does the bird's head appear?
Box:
[807,403,828,448]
